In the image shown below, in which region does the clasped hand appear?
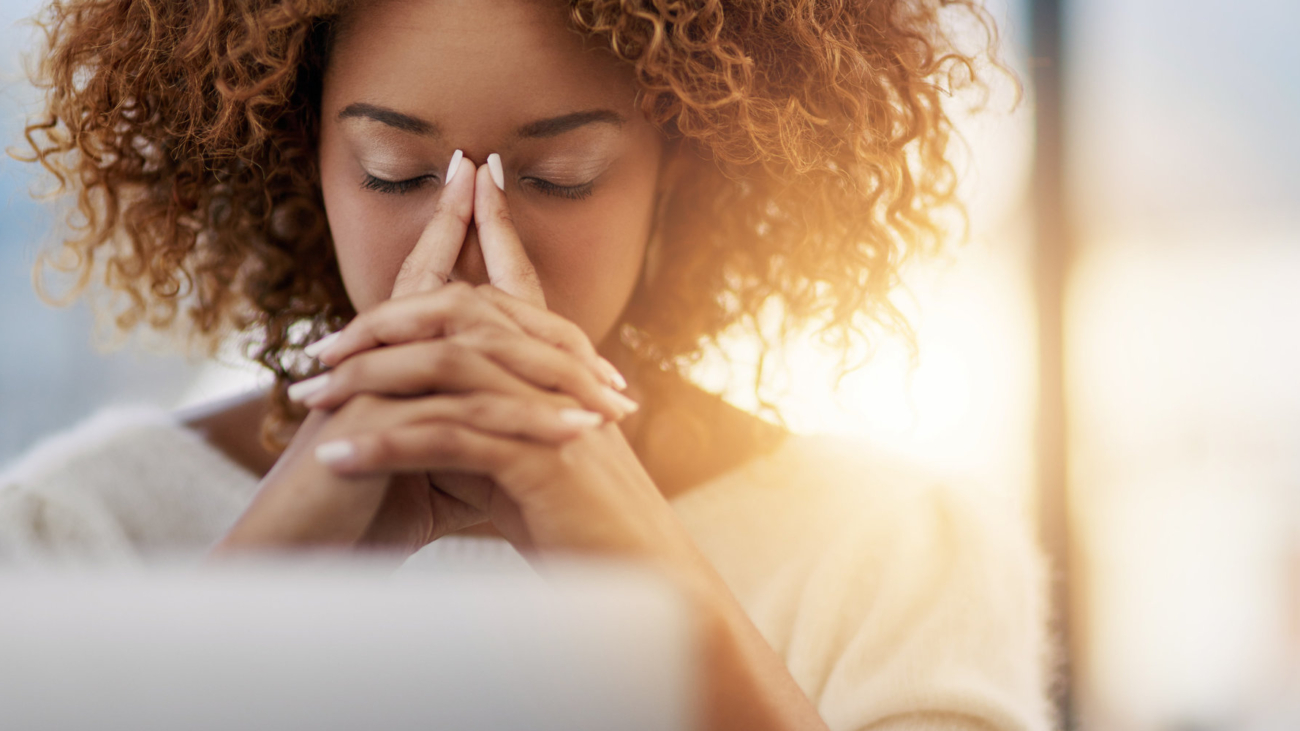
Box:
[217,154,700,571]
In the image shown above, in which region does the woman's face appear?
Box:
[318,0,664,347]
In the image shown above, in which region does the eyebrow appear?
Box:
[338,103,438,136]
[517,110,624,138]
[338,103,623,140]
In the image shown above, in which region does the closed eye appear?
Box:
[361,173,434,195]
[523,177,595,201]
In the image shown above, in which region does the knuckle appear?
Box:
[431,195,472,226]
[461,324,505,351]
[337,392,386,427]
[339,355,371,386]
[513,265,541,289]
[411,303,451,336]
[433,195,472,226]
[491,205,516,228]
[425,288,474,330]
[558,320,591,350]
[556,353,590,383]
[430,423,467,454]
[343,310,371,336]
[366,431,396,462]
[395,256,420,283]
[546,365,580,395]
[442,280,474,299]
[348,392,383,414]
[461,394,498,422]
[525,398,560,426]
[544,392,582,412]
[421,341,463,378]
[441,281,477,309]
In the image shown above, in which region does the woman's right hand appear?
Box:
[213,355,608,555]
[212,154,626,557]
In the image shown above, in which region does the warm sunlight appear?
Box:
[695,55,1038,503]
[694,237,1037,503]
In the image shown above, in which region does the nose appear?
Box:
[450,223,489,286]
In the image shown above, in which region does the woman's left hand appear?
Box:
[310,161,830,731]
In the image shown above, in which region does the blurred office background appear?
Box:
[1062,1,1300,730]
[0,1,1297,730]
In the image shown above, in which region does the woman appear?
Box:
[4,1,1051,729]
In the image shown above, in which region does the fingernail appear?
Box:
[445,149,463,185]
[597,357,628,390]
[315,439,355,467]
[287,373,330,402]
[304,331,341,359]
[487,153,505,191]
[602,386,639,416]
[559,408,604,428]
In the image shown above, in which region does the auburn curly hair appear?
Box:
[18,0,1002,452]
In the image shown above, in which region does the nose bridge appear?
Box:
[457,150,491,169]
[451,222,489,286]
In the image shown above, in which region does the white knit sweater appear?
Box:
[0,405,1054,731]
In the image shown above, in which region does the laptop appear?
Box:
[0,559,696,730]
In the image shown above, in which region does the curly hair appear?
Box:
[18,0,1003,452]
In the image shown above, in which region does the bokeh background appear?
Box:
[0,1,1296,730]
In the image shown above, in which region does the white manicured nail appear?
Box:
[559,408,604,428]
[445,149,463,185]
[304,331,341,359]
[597,357,628,390]
[487,153,505,191]
[602,386,639,416]
[315,440,355,466]
[287,373,330,402]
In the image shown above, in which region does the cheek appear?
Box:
[320,145,426,312]
[517,186,655,345]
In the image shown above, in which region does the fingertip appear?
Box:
[301,389,332,411]
[487,153,505,191]
[441,156,476,222]
[444,149,464,185]
[558,408,604,429]
[304,330,341,360]
[315,439,357,470]
[447,152,476,194]
[601,386,639,419]
[288,373,331,404]
[596,356,628,390]
[315,331,354,366]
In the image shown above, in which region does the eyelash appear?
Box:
[360,173,595,201]
[522,177,595,201]
[361,174,432,195]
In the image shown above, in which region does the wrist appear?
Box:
[660,552,828,731]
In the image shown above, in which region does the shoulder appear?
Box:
[677,433,1054,731]
[0,404,261,563]
[675,433,1033,570]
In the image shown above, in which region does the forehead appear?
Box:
[324,0,639,136]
